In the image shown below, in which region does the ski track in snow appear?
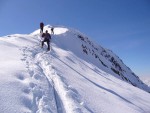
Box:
[1,26,150,113]
[21,44,90,113]
[21,46,57,113]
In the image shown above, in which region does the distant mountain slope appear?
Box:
[140,76,150,87]
[32,25,150,93]
[0,25,150,113]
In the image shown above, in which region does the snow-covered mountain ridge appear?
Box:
[32,25,150,93]
[0,25,150,113]
[74,32,146,89]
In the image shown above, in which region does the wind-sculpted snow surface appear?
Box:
[33,25,150,93]
[21,46,88,113]
[0,25,150,113]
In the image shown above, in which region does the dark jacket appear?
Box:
[44,33,51,40]
[40,22,44,29]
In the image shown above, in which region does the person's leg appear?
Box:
[41,27,43,32]
[41,41,44,48]
[42,39,46,48]
[46,40,50,50]
[40,27,43,33]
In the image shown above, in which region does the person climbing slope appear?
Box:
[41,30,51,51]
[40,22,44,33]
[51,27,54,34]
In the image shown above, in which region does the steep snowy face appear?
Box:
[71,34,150,92]
[32,25,150,93]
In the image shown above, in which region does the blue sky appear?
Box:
[0,0,150,77]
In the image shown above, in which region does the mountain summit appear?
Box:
[0,25,150,113]
[32,25,150,92]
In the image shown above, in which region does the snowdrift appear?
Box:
[0,25,150,113]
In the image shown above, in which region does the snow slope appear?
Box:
[140,76,150,87]
[0,25,150,113]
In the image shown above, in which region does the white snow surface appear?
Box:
[0,25,150,113]
[140,76,150,87]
